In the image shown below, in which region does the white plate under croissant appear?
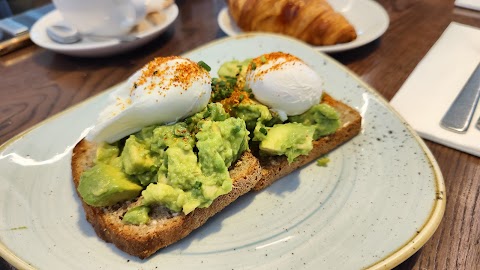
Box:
[218,0,390,53]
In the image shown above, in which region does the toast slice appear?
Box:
[71,139,262,259]
[70,94,360,258]
[252,93,362,191]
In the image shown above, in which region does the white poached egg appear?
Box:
[87,56,211,143]
[246,52,323,119]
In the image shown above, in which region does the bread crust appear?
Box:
[71,140,262,259]
[252,94,362,191]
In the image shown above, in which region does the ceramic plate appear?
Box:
[0,33,445,270]
[218,0,390,53]
[30,4,178,57]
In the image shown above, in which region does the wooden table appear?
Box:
[1,0,479,269]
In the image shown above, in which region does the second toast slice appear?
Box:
[253,93,362,191]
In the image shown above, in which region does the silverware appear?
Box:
[46,24,139,44]
[440,63,480,133]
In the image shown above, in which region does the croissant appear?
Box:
[226,0,357,46]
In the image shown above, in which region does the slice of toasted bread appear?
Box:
[71,139,262,259]
[252,93,362,191]
[71,94,360,258]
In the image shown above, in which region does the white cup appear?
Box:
[52,0,148,36]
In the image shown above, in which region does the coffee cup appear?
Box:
[51,0,149,36]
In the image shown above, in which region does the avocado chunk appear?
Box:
[218,59,251,79]
[121,135,157,175]
[123,205,151,225]
[164,146,203,190]
[184,103,230,132]
[142,183,202,214]
[233,102,271,130]
[288,103,340,139]
[95,142,119,164]
[260,123,316,163]
[78,163,143,207]
[95,142,123,169]
[316,156,330,167]
[232,102,282,141]
[196,118,249,170]
[151,122,195,151]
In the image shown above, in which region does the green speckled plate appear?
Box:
[0,33,445,270]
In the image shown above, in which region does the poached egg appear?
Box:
[87,56,211,143]
[246,52,323,119]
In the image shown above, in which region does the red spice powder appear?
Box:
[247,52,302,81]
[130,56,210,97]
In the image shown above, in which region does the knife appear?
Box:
[440,63,480,133]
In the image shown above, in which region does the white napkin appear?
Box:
[390,22,480,157]
[455,0,480,11]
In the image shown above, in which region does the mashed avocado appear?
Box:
[232,102,282,142]
[141,117,249,215]
[289,104,340,139]
[77,103,250,225]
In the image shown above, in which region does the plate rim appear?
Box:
[0,33,445,270]
[217,0,390,53]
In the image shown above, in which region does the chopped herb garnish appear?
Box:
[236,64,243,75]
[210,76,237,102]
[198,61,211,72]
[10,226,27,231]
[260,55,267,63]
[259,127,268,135]
[232,125,241,134]
[193,181,202,189]
[203,109,211,118]
[243,87,255,98]
[251,62,257,70]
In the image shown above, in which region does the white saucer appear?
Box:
[217,0,389,53]
[30,4,178,57]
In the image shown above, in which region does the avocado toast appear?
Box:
[252,93,361,190]
[71,56,262,258]
[70,53,361,259]
[72,139,261,259]
[213,52,362,191]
